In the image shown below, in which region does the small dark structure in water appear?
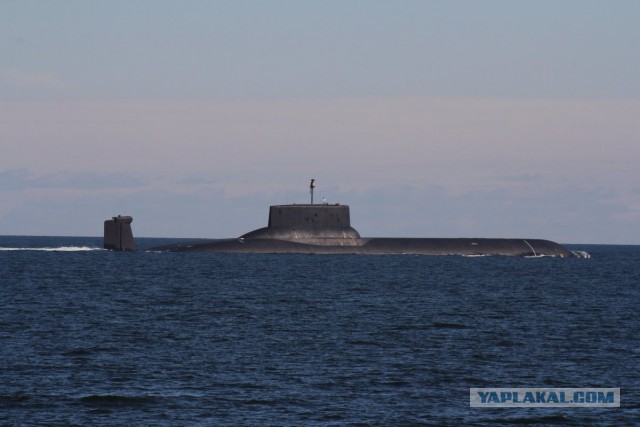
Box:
[152,203,574,257]
[104,215,135,251]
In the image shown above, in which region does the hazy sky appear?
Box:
[1,1,639,243]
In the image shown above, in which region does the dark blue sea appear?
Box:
[1,236,638,426]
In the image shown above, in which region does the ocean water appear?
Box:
[1,236,638,426]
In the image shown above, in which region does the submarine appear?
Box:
[104,215,135,251]
[151,180,575,257]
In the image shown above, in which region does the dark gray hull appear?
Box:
[149,204,574,257]
[151,237,573,257]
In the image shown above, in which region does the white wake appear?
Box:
[0,246,104,252]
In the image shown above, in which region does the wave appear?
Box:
[0,246,104,252]
[76,394,159,408]
[432,322,468,329]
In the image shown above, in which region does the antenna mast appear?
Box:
[309,179,316,204]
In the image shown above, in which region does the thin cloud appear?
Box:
[0,169,143,191]
[1,67,67,90]
[500,174,544,183]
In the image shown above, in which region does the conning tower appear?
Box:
[241,204,361,246]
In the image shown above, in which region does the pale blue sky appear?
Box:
[3,1,639,100]
[1,1,639,243]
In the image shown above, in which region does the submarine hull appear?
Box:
[149,204,574,257]
[152,237,573,257]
